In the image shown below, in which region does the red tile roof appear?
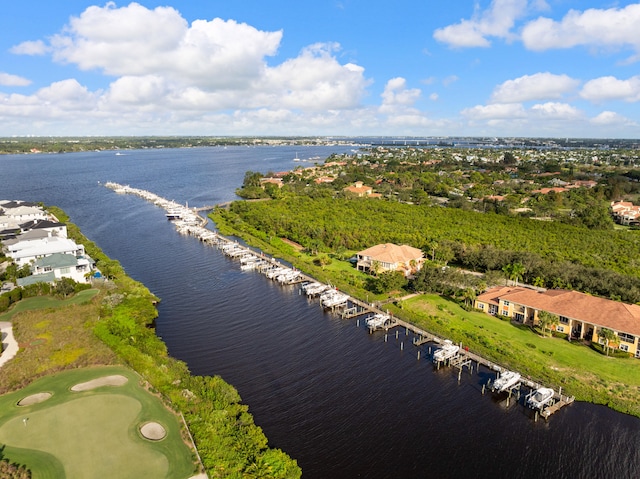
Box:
[500,288,640,336]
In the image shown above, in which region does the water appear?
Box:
[2,147,640,478]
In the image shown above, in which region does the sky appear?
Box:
[1,0,639,138]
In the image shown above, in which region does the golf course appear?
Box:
[0,366,198,478]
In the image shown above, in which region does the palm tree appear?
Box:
[598,328,616,356]
[537,310,559,337]
[462,287,477,307]
[502,262,525,286]
[533,276,545,288]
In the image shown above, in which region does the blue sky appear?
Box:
[1,1,639,138]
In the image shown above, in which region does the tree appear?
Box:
[461,287,477,307]
[537,310,558,337]
[502,262,525,286]
[598,328,616,356]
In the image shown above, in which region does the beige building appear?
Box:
[356,243,424,277]
[475,286,640,357]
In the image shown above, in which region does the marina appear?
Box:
[4,146,639,479]
[104,180,575,421]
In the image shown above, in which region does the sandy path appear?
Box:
[0,321,19,368]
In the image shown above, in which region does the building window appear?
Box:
[556,326,564,333]
[503,301,510,306]
[514,313,524,322]
[478,303,484,310]
[635,350,640,359]
[60,267,70,274]
[618,332,635,344]
[489,305,498,315]
[559,316,569,324]
[620,344,629,352]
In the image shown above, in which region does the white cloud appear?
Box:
[580,76,640,103]
[433,0,529,48]
[442,75,459,87]
[10,40,49,55]
[491,72,580,103]
[530,102,582,119]
[379,77,421,114]
[590,111,635,126]
[522,4,640,59]
[461,102,526,120]
[0,73,32,87]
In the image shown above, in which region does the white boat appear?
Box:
[492,370,521,393]
[320,290,350,308]
[365,313,389,329]
[432,339,459,362]
[527,387,555,409]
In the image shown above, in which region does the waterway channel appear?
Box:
[2,146,640,478]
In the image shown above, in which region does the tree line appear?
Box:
[225,196,640,302]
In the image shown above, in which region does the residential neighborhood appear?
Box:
[356,243,424,277]
[0,200,97,290]
[476,286,640,358]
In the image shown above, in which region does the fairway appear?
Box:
[0,367,197,478]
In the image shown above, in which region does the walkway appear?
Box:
[0,321,19,367]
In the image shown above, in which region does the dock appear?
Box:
[104,181,575,421]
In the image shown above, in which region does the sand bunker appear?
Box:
[17,392,52,406]
[71,374,128,392]
[140,422,166,440]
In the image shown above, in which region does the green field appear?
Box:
[0,366,197,479]
[0,289,99,321]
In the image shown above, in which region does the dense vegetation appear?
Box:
[0,208,301,479]
[223,196,640,302]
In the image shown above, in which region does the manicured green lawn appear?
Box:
[0,289,99,321]
[391,294,640,414]
[0,366,197,479]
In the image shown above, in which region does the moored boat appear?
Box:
[491,370,521,393]
[432,339,459,362]
[527,387,555,409]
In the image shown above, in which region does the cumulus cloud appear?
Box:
[490,72,580,103]
[0,73,31,87]
[379,77,421,113]
[433,0,529,48]
[590,111,635,126]
[461,102,526,120]
[580,75,640,103]
[522,4,640,59]
[530,102,582,119]
[10,40,49,55]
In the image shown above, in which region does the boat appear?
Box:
[365,313,389,329]
[527,387,555,409]
[491,370,521,393]
[432,339,459,362]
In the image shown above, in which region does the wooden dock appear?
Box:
[105,181,576,422]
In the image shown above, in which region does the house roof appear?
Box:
[476,286,528,306]
[17,271,56,287]
[34,253,79,269]
[357,243,423,264]
[498,287,640,336]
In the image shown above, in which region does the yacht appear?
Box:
[527,387,555,409]
[492,370,521,393]
[432,339,459,362]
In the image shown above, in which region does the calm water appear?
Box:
[2,147,640,478]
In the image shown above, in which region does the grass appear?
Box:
[389,294,640,415]
[0,289,99,321]
[213,210,640,417]
[0,366,196,479]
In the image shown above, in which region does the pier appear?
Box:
[104,181,575,421]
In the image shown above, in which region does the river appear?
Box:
[2,146,640,478]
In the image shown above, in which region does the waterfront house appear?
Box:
[17,252,94,286]
[356,243,424,277]
[3,236,86,267]
[475,286,640,357]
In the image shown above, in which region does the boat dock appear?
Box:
[104,181,575,421]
